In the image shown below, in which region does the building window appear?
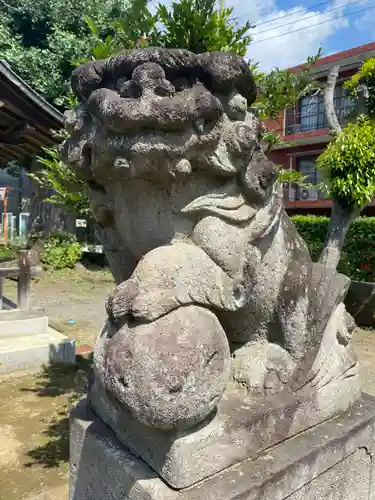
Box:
[289,155,328,201]
[299,95,325,133]
[285,84,357,135]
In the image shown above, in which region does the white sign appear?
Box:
[76,219,87,228]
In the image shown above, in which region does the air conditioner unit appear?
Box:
[300,188,310,200]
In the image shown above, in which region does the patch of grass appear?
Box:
[35,266,113,286]
[25,411,70,469]
[0,245,17,260]
[22,357,92,468]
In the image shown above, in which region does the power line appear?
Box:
[251,3,375,44]
[231,0,332,25]
[253,0,364,37]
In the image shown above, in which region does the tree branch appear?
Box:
[324,64,342,135]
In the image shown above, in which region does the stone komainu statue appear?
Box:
[62,48,360,489]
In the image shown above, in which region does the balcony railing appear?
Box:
[285,96,357,135]
[288,185,329,202]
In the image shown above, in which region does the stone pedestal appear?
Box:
[70,395,375,500]
[0,308,75,373]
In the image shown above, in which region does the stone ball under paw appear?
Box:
[95,305,231,430]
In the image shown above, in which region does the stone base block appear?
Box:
[0,308,48,337]
[70,395,375,500]
[0,327,75,373]
[0,308,75,372]
[88,371,361,488]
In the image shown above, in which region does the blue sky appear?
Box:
[151,0,375,70]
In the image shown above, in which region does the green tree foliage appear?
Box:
[292,215,375,283]
[345,57,375,119]
[41,232,83,269]
[24,0,254,216]
[314,59,375,270]
[1,0,322,219]
[84,0,252,60]
[156,0,252,55]
[76,0,159,62]
[0,0,253,106]
[276,165,316,186]
[251,51,321,159]
[0,0,141,106]
[317,116,375,209]
[252,51,322,122]
[30,146,89,216]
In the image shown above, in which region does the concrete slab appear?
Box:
[0,316,49,338]
[0,307,45,321]
[0,327,75,373]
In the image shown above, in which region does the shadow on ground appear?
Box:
[21,356,92,469]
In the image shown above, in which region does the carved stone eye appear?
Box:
[119,81,142,98]
[172,77,191,92]
[154,80,175,97]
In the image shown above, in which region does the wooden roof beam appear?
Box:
[0,120,35,145]
[0,148,17,165]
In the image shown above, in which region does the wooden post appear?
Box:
[17,250,30,310]
[3,197,7,247]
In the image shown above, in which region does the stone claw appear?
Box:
[131,289,181,322]
[106,279,140,323]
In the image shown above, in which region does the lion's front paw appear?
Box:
[131,289,180,322]
[232,342,296,395]
[106,279,140,323]
[106,280,182,324]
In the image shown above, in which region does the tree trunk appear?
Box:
[324,64,342,134]
[319,201,359,270]
[319,63,354,271]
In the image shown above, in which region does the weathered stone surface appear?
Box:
[62,47,362,488]
[70,48,257,104]
[93,307,230,431]
[89,362,360,488]
[70,394,375,499]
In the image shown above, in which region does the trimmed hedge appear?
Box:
[291,215,375,282]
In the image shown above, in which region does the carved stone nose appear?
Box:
[131,62,166,89]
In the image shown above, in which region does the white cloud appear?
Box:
[149,0,367,71]
[238,0,366,70]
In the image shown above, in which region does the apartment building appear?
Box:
[264,41,375,215]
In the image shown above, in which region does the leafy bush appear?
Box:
[292,215,375,282]
[316,116,375,208]
[345,57,375,120]
[41,233,83,270]
[31,146,90,216]
[0,246,17,260]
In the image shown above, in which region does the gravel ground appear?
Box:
[3,264,115,346]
